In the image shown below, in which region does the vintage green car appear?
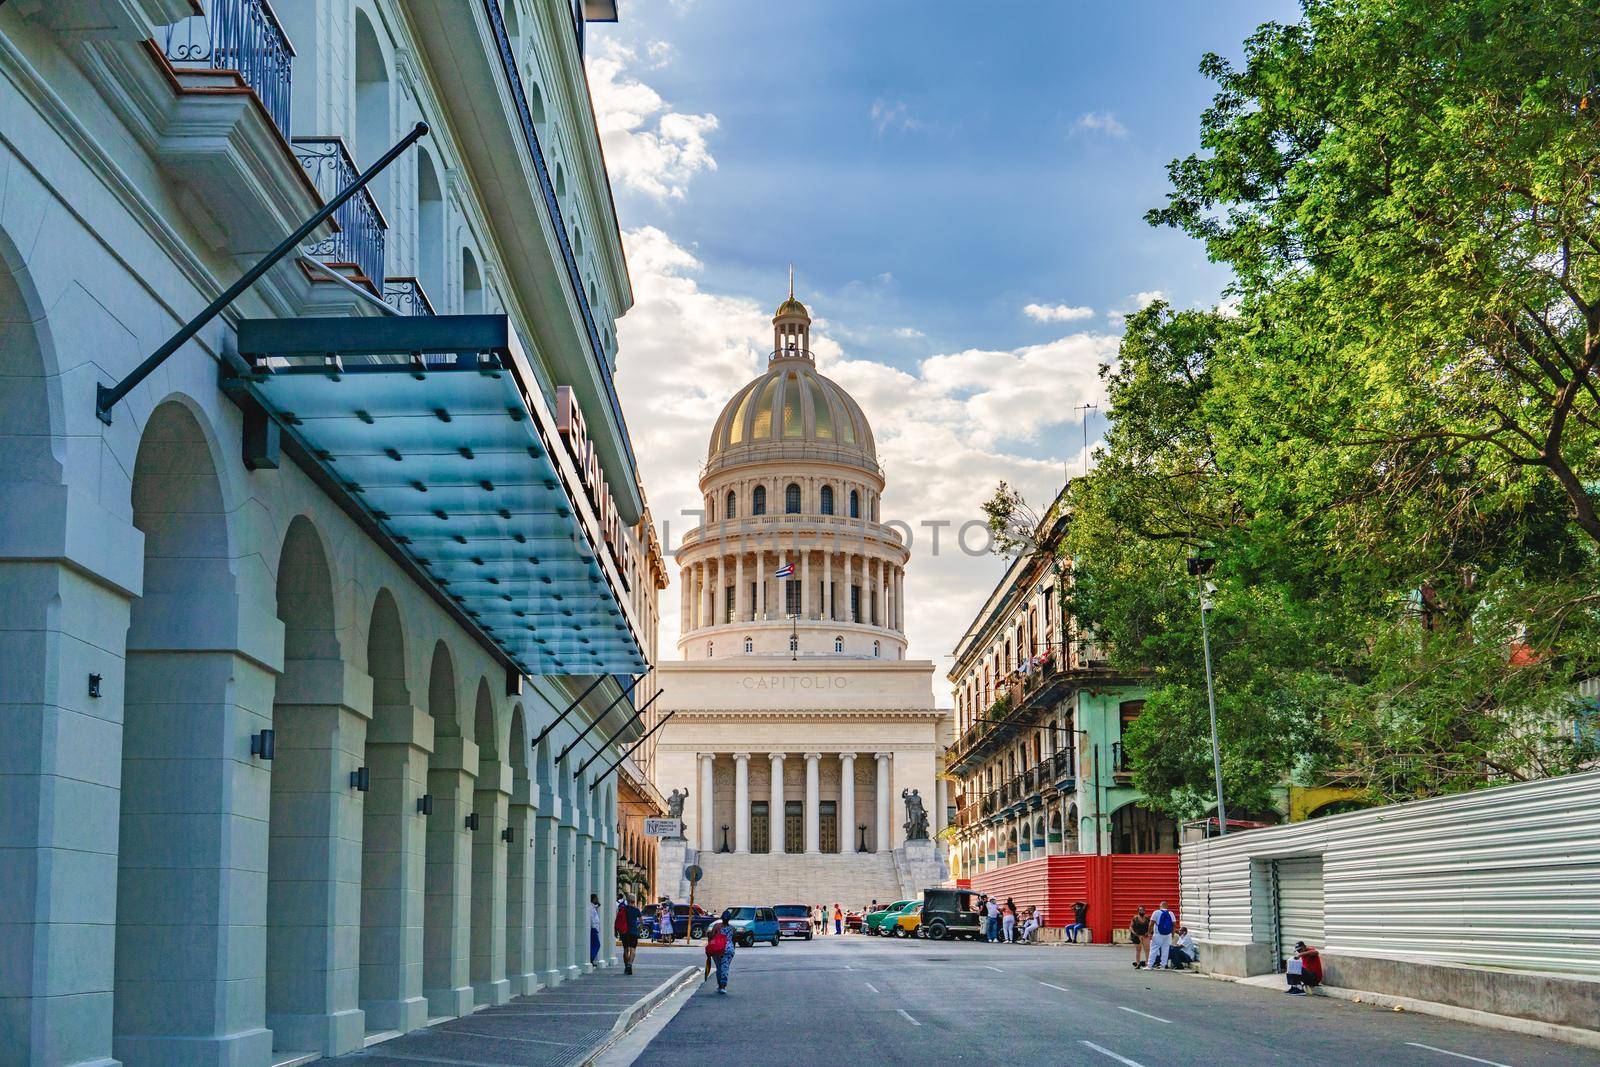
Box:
[864,899,915,936]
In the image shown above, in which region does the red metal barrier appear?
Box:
[967,854,1178,943]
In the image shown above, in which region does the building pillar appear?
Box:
[733,752,751,853]
[823,551,833,620]
[698,753,715,851]
[875,753,892,853]
[735,552,746,622]
[803,752,821,854]
[768,753,786,854]
[844,554,854,622]
[935,775,947,838]
[470,763,512,1007]
[576,814,596,973]
[801,545,812,618]
[756,551,767,619]
[533,791,564,988]
[838,752,856,854]
[557,812,580,980]
[424,739,478,1019]
[505,779,539,996]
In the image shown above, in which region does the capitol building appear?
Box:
[654,291,951,909]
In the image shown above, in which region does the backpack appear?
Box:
[1156,910,1174,935]
[614,905,628,935]
[705,931,728,957]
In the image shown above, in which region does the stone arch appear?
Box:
[427,642,460,737]
[416,147,446,305]
[353,7,395,222]
[0,228,62,487]
[462,247,484,315]
[359,588,428,1035]
[266,515,362,1054]
[117,399,249,1062]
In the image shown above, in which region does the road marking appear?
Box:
[1037,981,1072,993]
[1405,1043,1515,1067]
[981,965,1004,972]
[896,1008,921,1027]
[1081,1041,1146,1066]
[1117,1006,1171,1024]
[864,981,880,994]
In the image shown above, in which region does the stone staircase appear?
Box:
[688,852,907,913]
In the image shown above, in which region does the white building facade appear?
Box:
[654,294,950,911]
[0,2,657,1065]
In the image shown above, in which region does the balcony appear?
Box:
[1111,742,1132,777]
[291,137,388,290]
[383,278,437,317]
[163,0,294,140]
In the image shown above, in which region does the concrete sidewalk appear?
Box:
[326,955,700,1067]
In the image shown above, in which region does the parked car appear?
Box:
[918,888,985,941]
[773,904,813,940]
[720,906,780,947]
[864,900,914,936]
[641,902,712,939]
[845,910,865,933]
[891,901,924,938]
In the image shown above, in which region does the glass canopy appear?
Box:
[235,314,645,677]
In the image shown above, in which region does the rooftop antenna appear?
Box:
[1074,402,1098,481]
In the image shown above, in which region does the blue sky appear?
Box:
[593,0,1300,678]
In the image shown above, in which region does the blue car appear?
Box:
[721,906,780,947]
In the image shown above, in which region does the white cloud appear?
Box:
[1023,302,1094,323]
[645,40,675,69]
[587,40,718,201]
[1072,111,1129,138]
[616,227,1108,676]
[1106,289,1167,328]
[870,98,923,136]
[892,326,925,339]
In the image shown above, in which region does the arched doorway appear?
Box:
[265,517,366,1056]
[1110,802,1179,854]
[358,590,429,1036]
[423,643,472,1017]
[470,679,510,1006]
[116,401,267,1064]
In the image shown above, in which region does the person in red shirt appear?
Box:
[1285,941,1323,995]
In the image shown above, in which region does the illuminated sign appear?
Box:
[556,385,633,589]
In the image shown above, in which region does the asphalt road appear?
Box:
[619,937,1598,1067]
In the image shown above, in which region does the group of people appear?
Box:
[972,894,1046,943]
[811,904,845,935]
[1127,902,1197,969]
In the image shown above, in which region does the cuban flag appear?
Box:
[774,562,795,579]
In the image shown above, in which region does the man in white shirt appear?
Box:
[985,897,1001,943]
[1149,901,1177,969]
[1170,925,1198,968]
[588,893,603,966]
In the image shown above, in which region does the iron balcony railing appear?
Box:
[1111,741,1132,775]
[291,137,387,289]
[383,277,436,316]
[163,0,294,139]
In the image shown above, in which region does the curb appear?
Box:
[578,965,698,1066]
[1195,970,1600,1052]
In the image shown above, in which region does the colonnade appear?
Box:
[695,751,896,854]
[681,548,906,632]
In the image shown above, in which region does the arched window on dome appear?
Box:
[873,640,881,658]
[785,483,801,514]
[725,489,736,520]
[753,485,767,515]
[849,489,860,519]
[820,485,834,515]
[834,635,844,653]
[744,636,753,654]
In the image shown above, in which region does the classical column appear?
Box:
[470,761,512,1006]
[875,753,892,853]
[838,753,856,854]
[803,753,821,854]
[768,753,786,854]
[756,550,767,619]
[735,551,746,622]
[844,554,854,622]
[733,753,751,853]
[698,753,715,852]
[823,550,833,620]
[801,546,812,618]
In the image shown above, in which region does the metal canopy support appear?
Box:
[95,122,429,424]
[588,708,679,791]
[531,676,607,750]
[573,688,660,779]
[556,674,640,765]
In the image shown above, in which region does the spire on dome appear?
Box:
[788,262,795,300]
[772,268,812,360]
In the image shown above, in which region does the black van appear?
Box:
[918,888,985,941]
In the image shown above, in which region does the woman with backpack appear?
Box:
[703,919,735,994]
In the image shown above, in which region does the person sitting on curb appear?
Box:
[1285,940,1322,995]
[1021,906,1042,944]
[1169,926,1198,969]
[1063,900,1089,944]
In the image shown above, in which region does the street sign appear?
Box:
[643,818,679,837]
[684,863,703,884]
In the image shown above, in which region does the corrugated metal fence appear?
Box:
[969,854,1178,940]
[1180,770,1600,976]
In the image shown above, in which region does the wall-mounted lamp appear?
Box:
[88,673,102,699]
[465,812,480,831]
[501,826,514,844]
[350,767,370,792]
[250,729,275,760]
[417,794,434,816]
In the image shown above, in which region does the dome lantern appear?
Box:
[773,264,811,361]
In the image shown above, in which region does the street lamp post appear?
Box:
[1188,555,1228,836]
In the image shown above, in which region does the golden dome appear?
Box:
[774,296,810,321]
[707,357,877,472]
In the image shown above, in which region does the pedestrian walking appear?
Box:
[704,919,736,994]
[985,895,1001,943]
[589,893,602,966]
[1002,899,1017,944]
[1129,906,1151,968]
[833,903,843,936]
[1149,901,1176,969]
[1064,900,1089,944]
[658,897,676,945]
[616,894,642,975]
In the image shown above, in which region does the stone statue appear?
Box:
[901,787,929,841]
[666,788,689,839]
